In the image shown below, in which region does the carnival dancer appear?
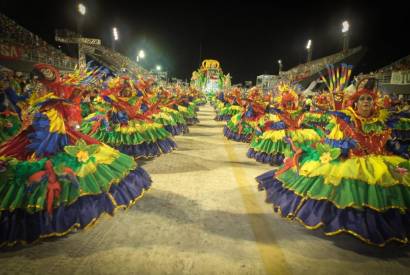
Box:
[191,87,207,107]
[155,86,189,135]
[247,83,323,165]
[81,77,177,159]
[223,87,267,143]
[214,87,244,121]
[173,85,199,125]
[256,76,410,246]
[0,65,151,247]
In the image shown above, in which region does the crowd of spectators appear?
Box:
[377,58,410,74]
[0,12,152,78]
[0,68,43,99]
[1,13,77,70]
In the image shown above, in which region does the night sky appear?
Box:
[1,0,408,83]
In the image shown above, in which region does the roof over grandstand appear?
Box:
[1,0,409,82]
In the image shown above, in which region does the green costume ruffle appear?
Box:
[276,168,410,212]
[82,121,171,146]
[0,144,137,213]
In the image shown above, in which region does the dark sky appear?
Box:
[1,0,408,83]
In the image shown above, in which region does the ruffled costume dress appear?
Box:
[256,107,410,246]
[214,92,244,121]
[193,96,207,107]
[0,94,151,247]
[247,109,324,165]
[223,100,266,143]
[148,94,189,136]
[177,97,199,125]
[81,92,176,159]
[208,92,217,108]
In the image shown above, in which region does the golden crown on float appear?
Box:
[201,59,220,70]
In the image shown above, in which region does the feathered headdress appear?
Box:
[275,82,298,110]
[247,87,261,100]
[319,63,353,110]
[62,61,109,86]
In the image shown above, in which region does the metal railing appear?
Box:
[375,72,392,84]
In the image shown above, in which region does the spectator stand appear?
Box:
[1,13,77,72]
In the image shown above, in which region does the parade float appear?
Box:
[191,59,231,94]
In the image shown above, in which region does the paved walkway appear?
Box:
[1,105,409,275]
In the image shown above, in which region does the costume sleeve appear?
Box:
[26,108,68,157]
[323,114,357,157]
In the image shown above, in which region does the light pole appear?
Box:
[278,59,283,75]
[342,20,350,52]
[76,3,87,68]
[112,27,119,51]
[306,39,312,63]
[136,49,145,63]
[76,3,86,35]
[154,65,162,82]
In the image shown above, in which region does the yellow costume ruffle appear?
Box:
[114,121,163,134]
[231,114,241,125]
[178,106,188,112]
[260,129,320,142]
[160,107,178,114]
[152,112,172,120]
[261,130,286,141]
[289,129,321,143]
[229,105,244,112]
[299,155,410,187]
[76,144,120,177]
[264,113,281,123]
[342,107,389,125]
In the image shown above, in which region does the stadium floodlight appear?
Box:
[78,3,86,15]
[306,39,312,50]
[342,20,350,33]
[113,27,119,41]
